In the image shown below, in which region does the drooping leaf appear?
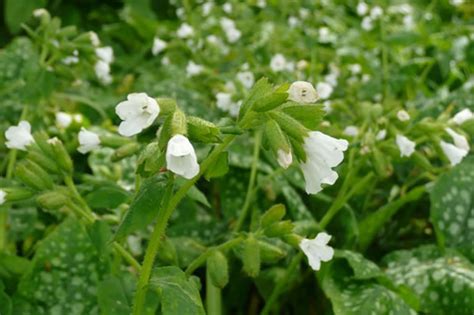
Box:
[149,266,205,315]
[383,245,474,315]
[430,157,474,260]
[115,175,171,240]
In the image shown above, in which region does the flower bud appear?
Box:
[269,111,308,142]
[242,236,260,278]
[1,187,34,202]
[16,160,54,191]
[260,204,286,228]
[155,98,177,115]
[48,137,73,174]
[36,190,69,210]
[33,131,55,157]
[27,149,60,174]
[100,134,132,148]
[156,238,178,265]
[187,116,222,143]
[207,250,229,289]
[137,142,164,176]
[263,220,294,238]
[258,240,287,263]
[253,92,288,112]
[111,142,142,162]
[171,110,188,136]
[264,120,292,168]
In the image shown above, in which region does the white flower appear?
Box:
[166,135,200,179]
[445,128,470,151]
[300,232,334,271]
[236,71,255,89]
[297,60,309,70]
[94,60,112,85]
[277,149,293,169]
[33,8,48,18]
[376,129,387,141]
[5,121,34,151]
[316,82,333,100]
[115,93,160,137]
[62,50,79,65]
[89,31,100,46]
[440,140,468,166]
[318,27,335,43]
[287,81,319,104]
[177,23,194,38]
[343,126,359,137]
[288,16,300,28]
[202,2,213,16]
[186,61,204,77]
[95,46,114,64]
[77,128,101,154]
[0,189,6,205]
[361,16,374,30]
[257,0,266,8]
[216,92,233,111]
[152,37,167,55]
[223,2,232,13]
[349,63,362,75]
[56,112,73,129]
[452,108,473,125]
[396,134,415,157]
[270,54,287,72]
[370,6,383,19]
[74,114,83,124]
[224,27,241,43]
[357,2,369,16]
[300,132,349,194]
[229,101,242,118]
[397,109,410,121]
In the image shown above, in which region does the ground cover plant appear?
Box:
[0,0,473,314]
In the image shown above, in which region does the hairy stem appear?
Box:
[234,130,262,231]
[132,135,236,315]
[206,268,222,315]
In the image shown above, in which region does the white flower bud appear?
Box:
[56,112,73,129]
[440,140,468,166]
[396,134,415,157]
[166,135,200,179]
[287,81,319,104]
[152,37,167,55]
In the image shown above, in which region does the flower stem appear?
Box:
[132,135,236,315]
[185,237,243,276]
[234,130,262,232]
[206,268,222,315]
[260,252,303,315]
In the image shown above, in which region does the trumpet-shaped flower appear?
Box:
[94,60,112,85]
[177,23,194,38]
[300,131,349,194]
[166,135,200,179]
[452,108,473,125]
[115,93,160,137]
[396,134,415,157]
[300,232,334,271]
[0,189,6,205]
[397,110,410,121]
[287,81,319,104]
[152,37,167,55]
[440,140,468,166]
[5,121,34,151]
[95,46,114,64]
[56,112,73,129]
[445,128,470,151]
[316,82,333,100]
[186,61,204,77]
[78,128,101,154]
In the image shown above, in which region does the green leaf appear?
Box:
[114,175,171,240]
[430,157,474,260]
[97,275,132,315]
[204,151,229,180]
[334,250,383,280]
[186,185,211,208]
[87,220,113,257]
[281,104,325,130]
[85,184,130,209]
[383,245,474,315]
[5,0,45,33]
[239,77,272,118]
[322,277,417,315]
[0,280,12,315]
[16,218,108,313]
[149,266,205,315]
